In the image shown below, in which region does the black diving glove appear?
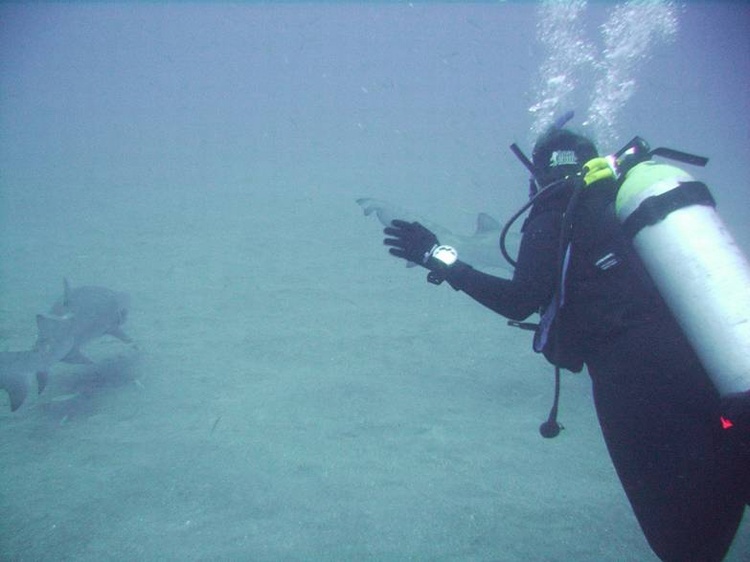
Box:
[383,220,458,285]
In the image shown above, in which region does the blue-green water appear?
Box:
[1,3,748,560]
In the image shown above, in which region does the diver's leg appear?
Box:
[587,322,745,562]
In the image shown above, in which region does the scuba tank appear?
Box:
[505,126,750,437]
[609,137,750,397]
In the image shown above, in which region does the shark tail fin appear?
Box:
[2,372,30,412]
[475,213,501,236]
[356,198,376,216]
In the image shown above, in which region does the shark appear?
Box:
[356,197,516,273]
[0,279,132,411]
[0,349,50,413]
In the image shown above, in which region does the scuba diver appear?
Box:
[375,119,750,561]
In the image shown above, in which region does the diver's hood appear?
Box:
[532,128,598,188]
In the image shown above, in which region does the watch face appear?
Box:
[433,245,458,266]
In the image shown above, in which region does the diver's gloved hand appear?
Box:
[383,220,438,264]
[383,220,459,285]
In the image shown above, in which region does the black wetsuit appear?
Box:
[444,179,749,562]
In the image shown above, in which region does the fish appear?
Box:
[45,279,132,365]
[356,197,516,272]
[0,279,132,411]
[0,350,47,412]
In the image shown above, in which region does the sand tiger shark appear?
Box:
[0,279,132,411]
[356,197,516,273]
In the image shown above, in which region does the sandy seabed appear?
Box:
[1,185,748,561]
